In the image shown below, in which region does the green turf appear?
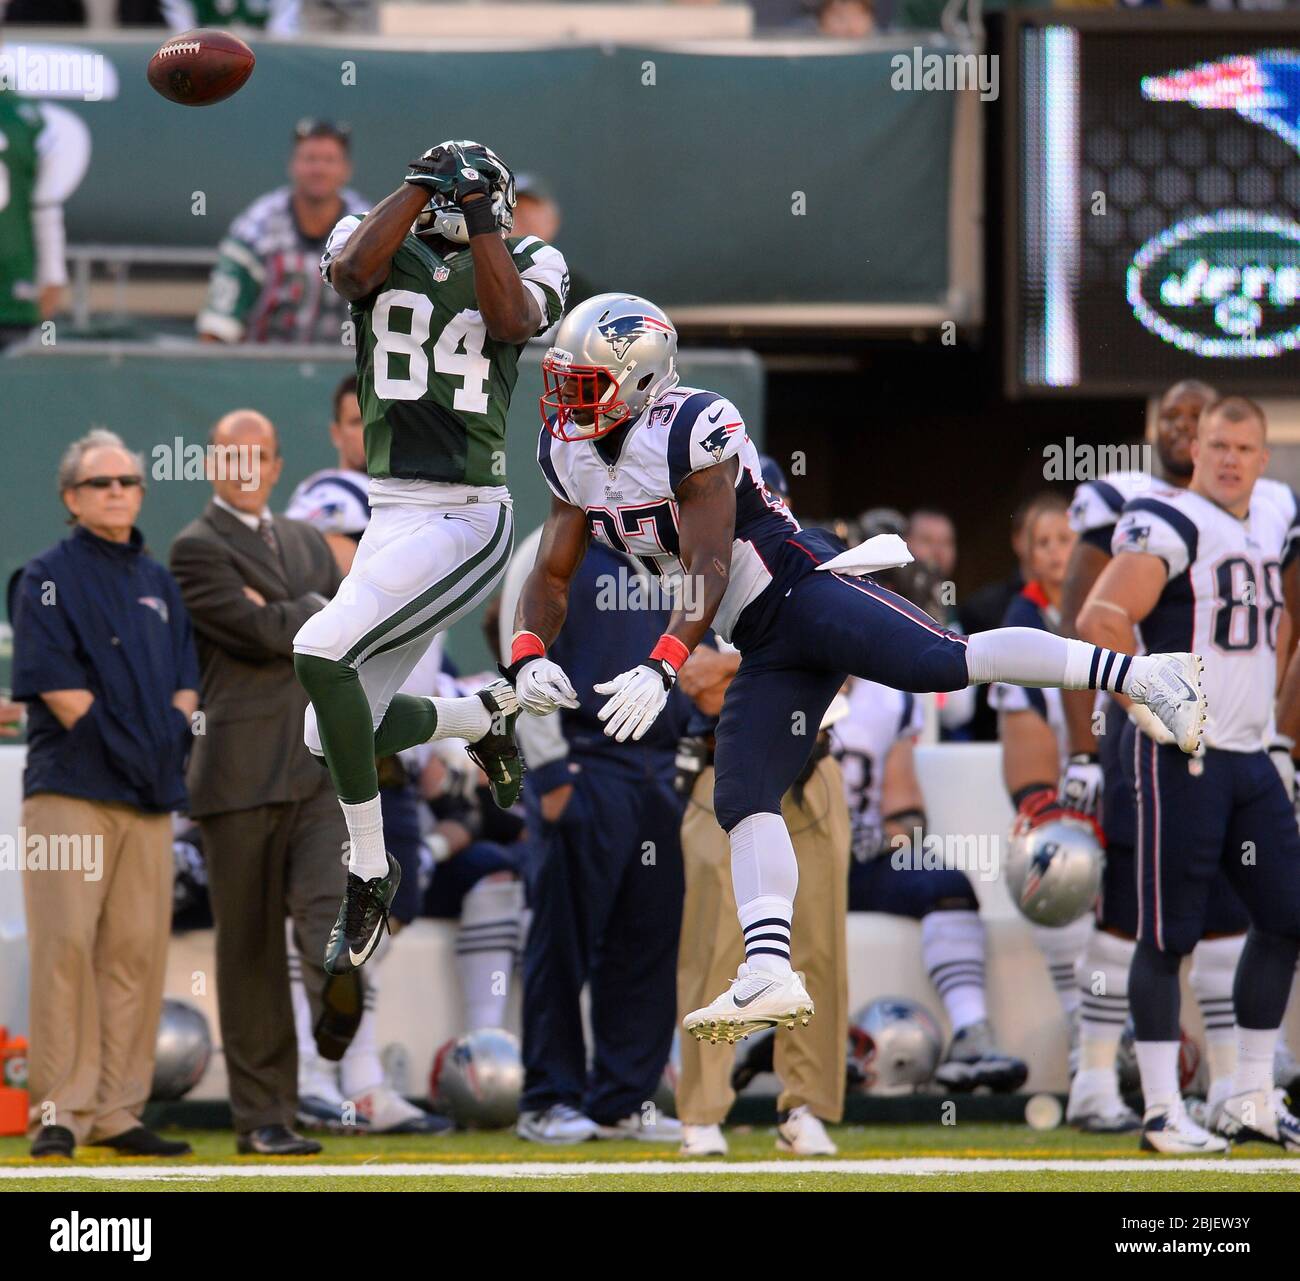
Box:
[3,1123,1299,1191]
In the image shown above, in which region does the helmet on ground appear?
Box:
[150,999,212,1101]
[429,1028,523,1129]
[540,292,678,441]
[847,997,943,1094]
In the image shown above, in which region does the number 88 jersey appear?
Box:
[322,216,569,488]
[1113,486,1300,751]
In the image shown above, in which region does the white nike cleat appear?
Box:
[776,1105,837,1155]
[682,963,814,1045]
[349,1083,452,1134]
[595,1111,682,1143]
[680,1123,728,1156]
[1127,653,1207,756]
[1216,1088,1300,1151]
[1140,1101,1230,1154]
[516,1103,599,1145]
[296,1053,347,1131]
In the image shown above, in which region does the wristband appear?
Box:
[462,195,497,238]
[650,634,690,673]
[1012,783,1057,814]
[510,631,546,665]
[1067,752,1100,765]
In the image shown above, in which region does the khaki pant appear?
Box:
[676,756,850,1124]
[21,793,172,1144]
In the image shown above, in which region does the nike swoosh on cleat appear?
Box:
[732,982,776,1008]
[348,919,384,967]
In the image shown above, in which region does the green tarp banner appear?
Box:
[2,344,763,672]
[43,38,954,306]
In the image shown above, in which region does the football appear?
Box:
[147,28,255,107]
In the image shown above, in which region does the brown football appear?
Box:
[147,28,255,107]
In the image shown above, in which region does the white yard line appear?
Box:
[1,1158,1299,1181]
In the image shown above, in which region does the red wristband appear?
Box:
[510,631,546,665]
[650,634,691,673]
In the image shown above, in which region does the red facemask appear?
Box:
[539,356,630,442]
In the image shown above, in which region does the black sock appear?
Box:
[1129,940,1183,1042]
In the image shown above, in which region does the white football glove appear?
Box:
[1059,753,1104,816]
[594,661,675,743]
[515,657,580,717]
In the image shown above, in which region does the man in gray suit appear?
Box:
[170,409,358,1155]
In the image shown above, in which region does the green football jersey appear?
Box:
[0,93,43,329]
[326,222,569,488]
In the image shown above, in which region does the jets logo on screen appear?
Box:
[598,314,674,361]
[1130,53,1300,358]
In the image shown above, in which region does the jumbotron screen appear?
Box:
[1012,17,1300,395]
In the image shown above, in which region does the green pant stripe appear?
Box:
[365,523,513,664]
[343,505,511,665]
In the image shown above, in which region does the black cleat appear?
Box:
[933,1020,1029,1094]
[324,852,401,975]
[466,678,525,809]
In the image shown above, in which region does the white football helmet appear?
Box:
[540,292,679,440]
[1004,814,1104,927]
[848,997,943,1094]
[412,140,516,245]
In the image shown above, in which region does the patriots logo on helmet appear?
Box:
[1020,843,1058,907]
[598,313,674,362]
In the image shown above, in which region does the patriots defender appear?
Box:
[834,677,1027,1091]
[504,291,1209,1045]
[1079,397,1300,1154]
[293,141,569,975]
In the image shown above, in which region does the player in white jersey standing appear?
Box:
[504,291,1209,1045]
[1079,396,1300,1153]
[834,677,1026,1089]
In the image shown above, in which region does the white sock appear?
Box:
[457,877,524,1030]
[1236,1026,1278,1097]
[1190,935,1243,1089]
[340,970,384,1097]
[922,910,987,1033]
[965,629,1137,695]
[1032,917,1090,1020]
[1135,1040,1182,1112]
[286,925,314,1058]
[730,813,796,977]
[1078,929,1133,1074]
[430,694,492,743]
[341,795,387,879]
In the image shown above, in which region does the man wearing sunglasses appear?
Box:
[198,120,367,346]
[9,430,200,1160]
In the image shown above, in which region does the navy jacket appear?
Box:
[10,525,200,813]
[525,540,690,792]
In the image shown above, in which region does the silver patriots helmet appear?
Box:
[540,292,679,441]
[1004,814,1104,927]
[150,999,213,1102]
[428,1028,523,1129]
[412,139,516,245]
[848,997,943,1094]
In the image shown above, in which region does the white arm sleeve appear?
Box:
[32,105,91,290]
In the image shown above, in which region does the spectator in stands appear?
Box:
[10,429,199,1160]
[170,410,359,1155]
[816,0,875,36]
[0,89,91,350]
[198,120,366,345]
[906,507,957,582]
[162,0,300,34]
[512,173,594,309]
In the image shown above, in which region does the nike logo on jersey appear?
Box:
[706,404,725,423]
[733,980,776,1008]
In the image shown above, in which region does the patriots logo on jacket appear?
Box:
[1143,52,1300,154]
[138,596,169,624]
[598,313,674,361]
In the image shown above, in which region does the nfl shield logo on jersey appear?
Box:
[433,265,450,283]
